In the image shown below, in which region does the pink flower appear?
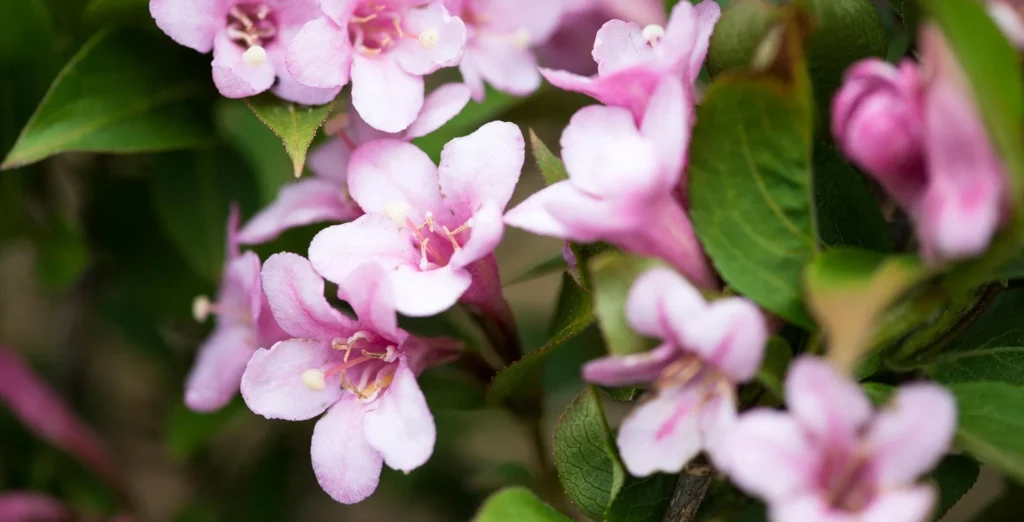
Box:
[832,29,1009,263]
[538,0,665,76]
[240,253,459,504]
[0,492,74,521]
[185,206,288,412]
[582,267,767,476]
[989,1,1024,49]
[445,0,562,101]
[309,121,525,317]
[150,0,340,104]
[539,0,719,119]
[504,77,716,289]
[722,357,956,522]
[238,83,471,245]
[286,0,468,132]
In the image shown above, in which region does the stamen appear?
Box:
[442,219,472,251]
[229,6,254,30]
[418,211,436,233]
[301,369,327,391]
[242,45,267,67]
[391,15,405,37]
[419,238,433,270]
[642,24,665,45]
[351,13,379,24]
[512,28,530,50]
[325,354,372,378]
[255,4,270,20]
[418,27,440,49]
[192,295,213,322]
[385,201,412,227]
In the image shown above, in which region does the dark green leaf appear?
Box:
[473,487,571,522]
[689,17,817,327]
[35,218,90,292]
[215,100,294,205]
[504,253,567,287]
[2,29,215,170]
[930,288,1024,386]
[528,129,568,185]
[590,252,664,356]
[0,0,57,64]
[604,473,679,522]
[756,337,792,399]
[84,0,149,24]
[165,399,247,460]
[861,382,895,406]
[950,381,1024,485]
[414,86,522,161]
[930,455,980,521]
[991,250,1024,281]
[554,386,626,519]
[245,92,335,178]
[706,0,777,77]
[813,142,891,251]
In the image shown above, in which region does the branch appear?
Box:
[661,459,714,522]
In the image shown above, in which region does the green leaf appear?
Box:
[2,29,215,170]
[414,86,523,161]
[150,148,259,282]
[245,92,336,178]
[214,100,293,205]
[35,218,90,292]
[473,487,571,522]
[756,337,792,400]
[604,473,679,522]
[930,455,980,521]
[991,250,1024,281]
[504,253,567,287]
[918,0,1024,203]
[84,0,149,24]
[590,252,664,356]
[861,382,895,405]
[554,386,626,519]
[950,381,1024,485]
[689,15,817,327]
[706,0,777,77]
[804,248,929,373]
[813,142,891,251]
[165,399,246,460]
[528,129,568,185]
[487,274,594,406]
[0,0,57,64]
[929,288,1024,386]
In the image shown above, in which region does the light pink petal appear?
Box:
[458,55,487,102]
[286,16,353,89]
[503,182,578,239]
[449,199,505,269]
[212,34,275,99]
[617,385,702,476]
[860,486,936,522]
[261,253,356,339]
[337,263,401,341]
[268,38,343,105]
[308,136,353,184]
[220,249,263,330]
[657,1,698,72]
[720,409,818,501]
[311,397,384,504]
[686,0,721,82]
[363,360,435,472]
[625,266,706,341]
[582,343,680,386]
[346,139,442,219]
[684,298,767,383]
[389,265,473,317]
[438,120,525,219]
[505,180,643,242]
[393,3,467,76]
[308,214,420,286]
[351,54,425,133]
[0,347,123,493]
[318,0,357,25]
[469,37,543,97]
[149,0,221,53]
[699,388,738,470]
[769,496,850,522]
[866,384,956,488]
[541,66,663,120]
[990,2,1024,50]
[0,492,74,521]
[184,326,256,412]
[240,339,343,421]
[238,179,361,245]
[785,356,872,447]
[560,104,659,199]
[466,0,562,41]
[593,20,654,76]
[404,83,472,139]
[640,76,691,189]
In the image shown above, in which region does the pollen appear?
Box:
[418,27,440,49]
[192,295,212,322]
[642,24,665,45]
[513,28,530,50]
[301,369,327,391]
[242,45,267,67]
[385,201,412,227]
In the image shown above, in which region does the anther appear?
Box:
[385,201,412,227]
[242,45,267,67]
[192,295,213,322]
[642,24,665,45]
[419,238,432,270]
[513,28,530,50]
[418,27,440,49]
[301,369,327,391]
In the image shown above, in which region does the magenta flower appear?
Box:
[150,0,340,104]
[185,206,288,412]
[722,357,956,522]
[238,83,471,245]
[286,0,468,132]
[504,77,716,289]
[309,121,524,317]
[445,0,562,101]
[832,29,1009,263]
[582,267,767,476]
[539,0,719,119]
[989,1,1024,49]
[240,253,459,504]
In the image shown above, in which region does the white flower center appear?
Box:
[642,24,665,45]
[418,27,440,49]
[242,45,267,67]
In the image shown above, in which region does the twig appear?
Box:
[662,459,714,522]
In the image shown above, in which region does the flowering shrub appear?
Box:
[2,0,1024,521]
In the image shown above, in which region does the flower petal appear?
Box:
[308,136,352,184]
[469,37,543,97]
[392,3,467,76]
[337,263,401,341]
[560,104,659,199]
[686,1,721,83]
[241,339,342,421]
[582,342,680,387]
[389,265,472,317]
[405,83,472,139]
[449,200,505,270]
[0,492,74,521]
[769,495,848,522]
[625,266,706,341]
[311,397,384,504]
[684,297,767,382]
[860,486,936,522]
[286,16,353,89]
[640,76,692,189]
[149,0,221,53]
[720,409,818,501]
[617,385,702,476]
[503,181,580,239]
[352,54,425,133]
[308,214,420,286]
[212,33,275,99]
[185,326,256,412]
[261,253,356,339]
[592,20,654,76]
[866,384,956,488]
[363,360,436,472]
[269,38,343,105]
[237,179,361,245]
[439,120,525,220]
[346,139,442,220]
[541,66,663,120]
[785,356,872,447]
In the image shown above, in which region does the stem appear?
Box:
[525,413,563,509]
[661,460,714,522]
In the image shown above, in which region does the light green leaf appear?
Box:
[554,386,626,519]
[590,252,664,356]
[861,382,895,406]
[215,100,293,205]
[2,29,215,170]
[473,487,571,522]
[245,92,335,178]
[929,288,1024,386]
[931,455,980,521]
[528,128,568,185]
[689,14,816,327]
[950,381,1024,485]
[813,142,891,251]
[604,473,679,522]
